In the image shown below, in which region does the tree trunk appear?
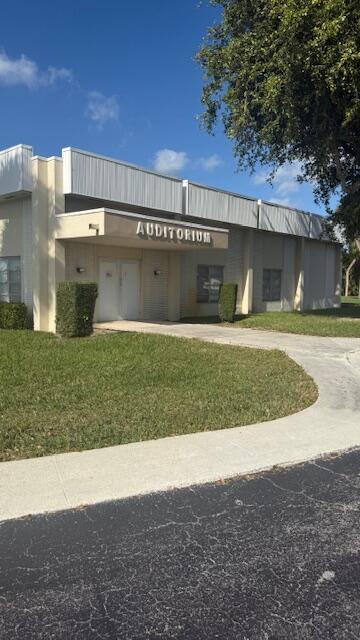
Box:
[345,258,356,297]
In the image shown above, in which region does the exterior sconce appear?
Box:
[76,267,86,274]
[153,269,161,276]
[88,223,99,235]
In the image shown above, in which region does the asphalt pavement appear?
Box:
[1,448,360,639]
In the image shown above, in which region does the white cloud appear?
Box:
[197,154,222,172]
[86,91,119,127]
[269,197,293,207]
[253,161,302,199]
[0,50,72,88]
[154,149,189,174]
[0,51,38,88]
[47,66,73,85]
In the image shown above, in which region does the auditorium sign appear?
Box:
[136,221,211,244]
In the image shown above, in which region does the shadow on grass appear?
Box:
[181,297,360,325]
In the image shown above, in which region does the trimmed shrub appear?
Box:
[56,281,98,338]
[218,283,238,323]
[0,302,28,330]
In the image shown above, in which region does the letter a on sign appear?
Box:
[136,221,145,236]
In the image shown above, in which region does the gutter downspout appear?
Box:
[257,199,262,229]
[182,180,189,217]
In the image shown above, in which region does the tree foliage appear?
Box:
[197,0,360,229]
[342,242,360,295]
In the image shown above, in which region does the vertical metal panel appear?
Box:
[188,183,258,228]
[62,148,183,214]
[252,232,296,312]
[260,233,284,311]
[304,240,327,309]
[262,233,283,269]
[252,233,264,312]
[225,228,243,311]
[282,238,296,311]
[260,202,310,237]
[62,148,72,194]
[0,145,33,196]
[142,250,169,320]
[325,244,337,306]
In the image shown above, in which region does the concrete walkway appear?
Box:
[1,322,360,521]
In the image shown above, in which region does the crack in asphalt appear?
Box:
[1,449,360,639]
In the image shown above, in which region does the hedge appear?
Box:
[0,302,28,330]
[218,283,238,323]
[56,281,98,338]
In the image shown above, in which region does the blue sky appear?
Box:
[0,0,326,214]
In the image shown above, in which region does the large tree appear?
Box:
[197,0,360,236]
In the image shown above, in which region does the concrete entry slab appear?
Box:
[0,325,359,521]
[94,319,179,332]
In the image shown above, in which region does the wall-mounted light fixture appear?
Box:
[89,223,99,235]
[153,269,162,276]
[76,267,86,274]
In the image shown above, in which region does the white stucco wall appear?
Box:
[64,241,171,321]
[0,196,33,310]
[180,228,243,318]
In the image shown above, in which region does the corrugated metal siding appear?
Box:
[282,238,296,311]
[63,148,183,214]
[187,183,332,244]
[252,232,296,312]
[262,233,283,269]
[325,245,337,306]
[303,240,339,309]
[61,148,334,245]
[260,203,310,237]
[310,214,326,240]
[180,228,242,317]
[188,183,258,228]
[252,233,264,312]
[304,241,325,309]
[226,229,243,311]
[0,145,33,196]
[142,250,168,320]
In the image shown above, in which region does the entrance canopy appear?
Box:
[55,208,229,250]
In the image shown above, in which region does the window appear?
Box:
[263,269,282,302]
[0,257,21,303]
[197,265,224,303]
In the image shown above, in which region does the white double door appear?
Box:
[98,259,140,321]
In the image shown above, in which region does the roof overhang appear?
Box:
[55,208,229,251]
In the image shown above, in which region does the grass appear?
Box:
[182,296,360,338]
[0,330,317,462]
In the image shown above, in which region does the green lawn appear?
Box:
[0,330,317,462]
[182,296,360,338]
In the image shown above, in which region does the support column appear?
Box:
[48,158,65,333]
[32,157,49,331]
[242,229,254,315]
[294,237,305,311]
[167,252,181,321]
[32,156,65,332]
